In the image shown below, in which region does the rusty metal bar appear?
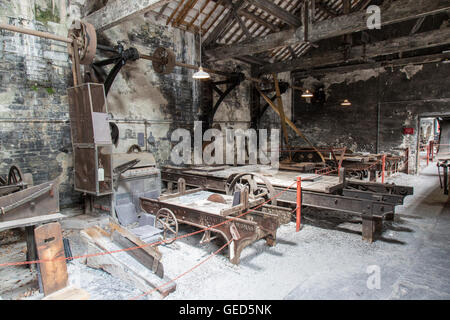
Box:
[0,23,73,43]
[0,22,316,90]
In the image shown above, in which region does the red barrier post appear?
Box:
[430,141,434,162]
[381,154,386,184]
[296,177,302,232]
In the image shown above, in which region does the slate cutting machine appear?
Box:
[139,178,289,265]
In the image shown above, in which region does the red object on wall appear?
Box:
[403,128,414,135]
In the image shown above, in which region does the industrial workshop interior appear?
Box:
[0,0,449,307]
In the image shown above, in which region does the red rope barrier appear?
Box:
[0,182,297,268]
[130,239,233,300]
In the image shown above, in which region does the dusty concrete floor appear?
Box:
[0,163,449,300]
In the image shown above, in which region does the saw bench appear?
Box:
[140,179,286,265]
[160,165,413,242]
[0,180,64,265]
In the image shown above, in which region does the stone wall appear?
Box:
[291,62,450,173]
[0,0,200,206]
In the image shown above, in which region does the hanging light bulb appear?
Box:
[193,66,211,79]
[193,7,210,80]
[301,89,314,98]
[341,99,352,106]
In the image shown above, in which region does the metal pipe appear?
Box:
[0,23,72,44]
[139,53,232,77]
[0,23,307,91]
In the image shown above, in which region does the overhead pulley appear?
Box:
[151,47,176,74]
[67,20,97,65]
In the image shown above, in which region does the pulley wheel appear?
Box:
[8,165,23,185]
[152,47,175,74]
[68,20,97,65]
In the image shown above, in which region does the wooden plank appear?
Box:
[42,285,90,300]
[81,226,176,298]
[246,0,301,27]
[0,181,59,223]
[166,0,186,25]
[238,8,279,31]
[84,0,171,31]
[187,0,211,29]
[203,0,245,46]
[205,0,450,61]
[352,0,373,12]
[235,12,252,39]
[410,16,426,34]
[0,213,65,232]
[109,221,162,261]
[173,0,199,27]
[291,52,450,77]
[111,231,164,278]
[273,74,290,150]
[316,0,339,17]
[34,222,68,296]
[255,86,326,162]
[259,27,450,74]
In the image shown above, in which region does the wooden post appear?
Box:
[404,148,409,174]
[296,177,302,232]
[381,155,386,184]
[426,144,430,166]
[369,169,377,182]
[25,226,37,270]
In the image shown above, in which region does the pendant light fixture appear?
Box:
[301,89,314,98]
[193,7,210,80]
[341,99,352,106]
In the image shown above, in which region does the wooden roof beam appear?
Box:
[205,0,450,61]
[259,27,450,74]
[246,0,302,27]
[84,0,172,31]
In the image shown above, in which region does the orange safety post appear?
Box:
[381,154,386,184]
[296,177,302,232]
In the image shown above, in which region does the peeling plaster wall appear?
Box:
[0,0,79,206]
[0,0,199,206]
[98,14,199,165]
[291,62,450,173]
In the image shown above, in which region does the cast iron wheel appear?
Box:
[8,165,23,185]
[155,208,178,244]
[225,172,277,205]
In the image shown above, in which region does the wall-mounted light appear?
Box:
[301,89,314,98]
[341,99,352,106]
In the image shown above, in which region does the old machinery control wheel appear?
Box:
[156,208,178,244]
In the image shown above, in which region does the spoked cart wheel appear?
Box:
[155,208,178,244]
